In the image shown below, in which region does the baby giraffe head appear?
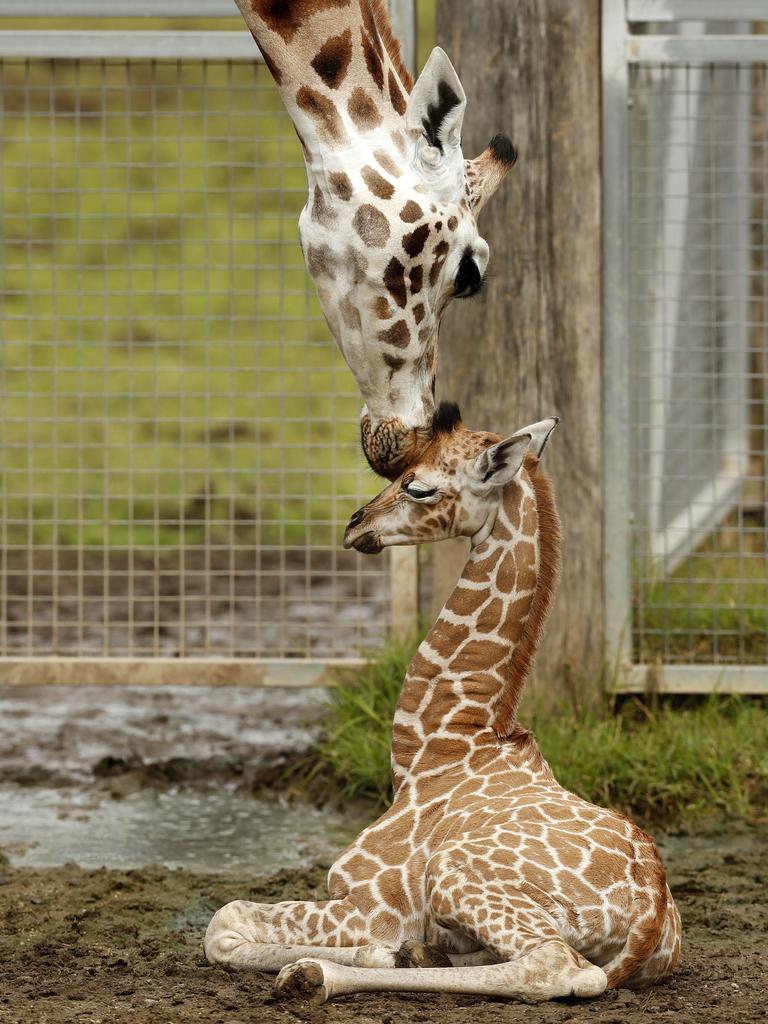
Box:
[344,403,559,554]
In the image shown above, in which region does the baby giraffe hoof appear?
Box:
[395,940,453,968]
[274,959,328,1005]
[353,945,398,968]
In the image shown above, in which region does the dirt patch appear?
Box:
[1,822,766,1024]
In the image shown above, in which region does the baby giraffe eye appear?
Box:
[403,481,438,501]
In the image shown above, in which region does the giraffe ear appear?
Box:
[513,417,559,458]
[406,47,466,156]
[470,433,532,492]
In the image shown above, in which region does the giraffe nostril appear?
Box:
[348,507,365,528]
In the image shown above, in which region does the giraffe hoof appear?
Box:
[353,945,398,968]
[395,940,453,968]
[274,959,328,1005]
[569,964,608,999]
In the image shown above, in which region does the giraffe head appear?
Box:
[343,404,558,553]
[233,1,517,477]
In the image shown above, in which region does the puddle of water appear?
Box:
[0,784,363,874]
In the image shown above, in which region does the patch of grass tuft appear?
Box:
[314,638,768,825]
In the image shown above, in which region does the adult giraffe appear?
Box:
[205,405,681,1002]
[232,0,516,476]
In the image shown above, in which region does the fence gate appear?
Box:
[604,1,768,693]
[0,1,418,687]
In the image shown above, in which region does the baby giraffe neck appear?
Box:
[391,456,561,786]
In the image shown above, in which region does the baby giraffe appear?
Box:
[205,404,681,1003]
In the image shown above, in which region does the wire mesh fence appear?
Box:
[628,59,768,668]
[0,51,391,670]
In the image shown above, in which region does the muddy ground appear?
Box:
[1,821,766,1024]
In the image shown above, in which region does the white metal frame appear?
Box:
[602,1,768,694]
[0,0,419,687]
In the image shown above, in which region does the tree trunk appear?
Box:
[434,0,603,708]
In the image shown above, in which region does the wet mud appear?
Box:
[1,821,766,1024]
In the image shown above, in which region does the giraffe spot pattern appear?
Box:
[346,247,368,283]
[387,68,407,115]
[378,320,409,348]
[383,353,405,373]
[348,86,383,130]
[352,203,390,247]
[311,28,353,88]
[408,264,423,294]
[399,199,423,223]
[372,296,392,319]
[340,295,362,329]
[362,164,395,200]
[306,243,336,277]
[403,223,430,258]
[361,27,384,90]
[374,149,402,177]
[310,184,336,227]
[250,0,351,43]
[383,256,407,308]
[413,302,425,324]
[296,85,347,144]
[329,170,353,201]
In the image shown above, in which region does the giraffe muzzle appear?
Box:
[343,527,383,555]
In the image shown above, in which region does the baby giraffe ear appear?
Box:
[406,47,466,154]
[470,433,532,491]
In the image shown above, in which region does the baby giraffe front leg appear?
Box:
[205,897,398,972]
[274,862,607,1003]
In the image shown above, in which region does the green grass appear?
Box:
[315,637,768,825]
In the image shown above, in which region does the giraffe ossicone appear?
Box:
[233,0,517,476]
[205,407,681,1002]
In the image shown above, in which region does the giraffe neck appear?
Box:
[233,0,412,160]
[391,455,561,787]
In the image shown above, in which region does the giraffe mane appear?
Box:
[492,453,562,739]
[364,0,414,92]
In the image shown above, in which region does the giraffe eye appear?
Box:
[403,482,438,501]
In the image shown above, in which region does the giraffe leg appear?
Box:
[623,889,682,990]
[273,863,606,1003]
[204,898,397,972]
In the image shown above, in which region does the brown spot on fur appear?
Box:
[450,639,508,673]
[329,171,353,201]
[413,302,425,324]
[388,69,406,115]
[429,240,450,286]
[361,28,384,90]
[346,247,368,284]
[311,29,352,89]
[353,204,390,247]
[399,200,423,223]
[383,256,407,308]
[372,296,392,319]
[374,149,401,177]
[348,87,382,131]
[311,185,336,227]
[428,618,471,652]
[448,215,458,230]
[340,296,362,329]
[403,223,430,258]
[306,243,336,277]
[296,85,346,144]
[251,0,351,43]
[383,353,405,373]
[378,320,409,348]
[362,164,394,200]
[391,129,408,156]
[409,264,423,293]
[417,736,470,769]
[476,597,503,633]
[447,585,491,617]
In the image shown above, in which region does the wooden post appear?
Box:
[434,0,604,707]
